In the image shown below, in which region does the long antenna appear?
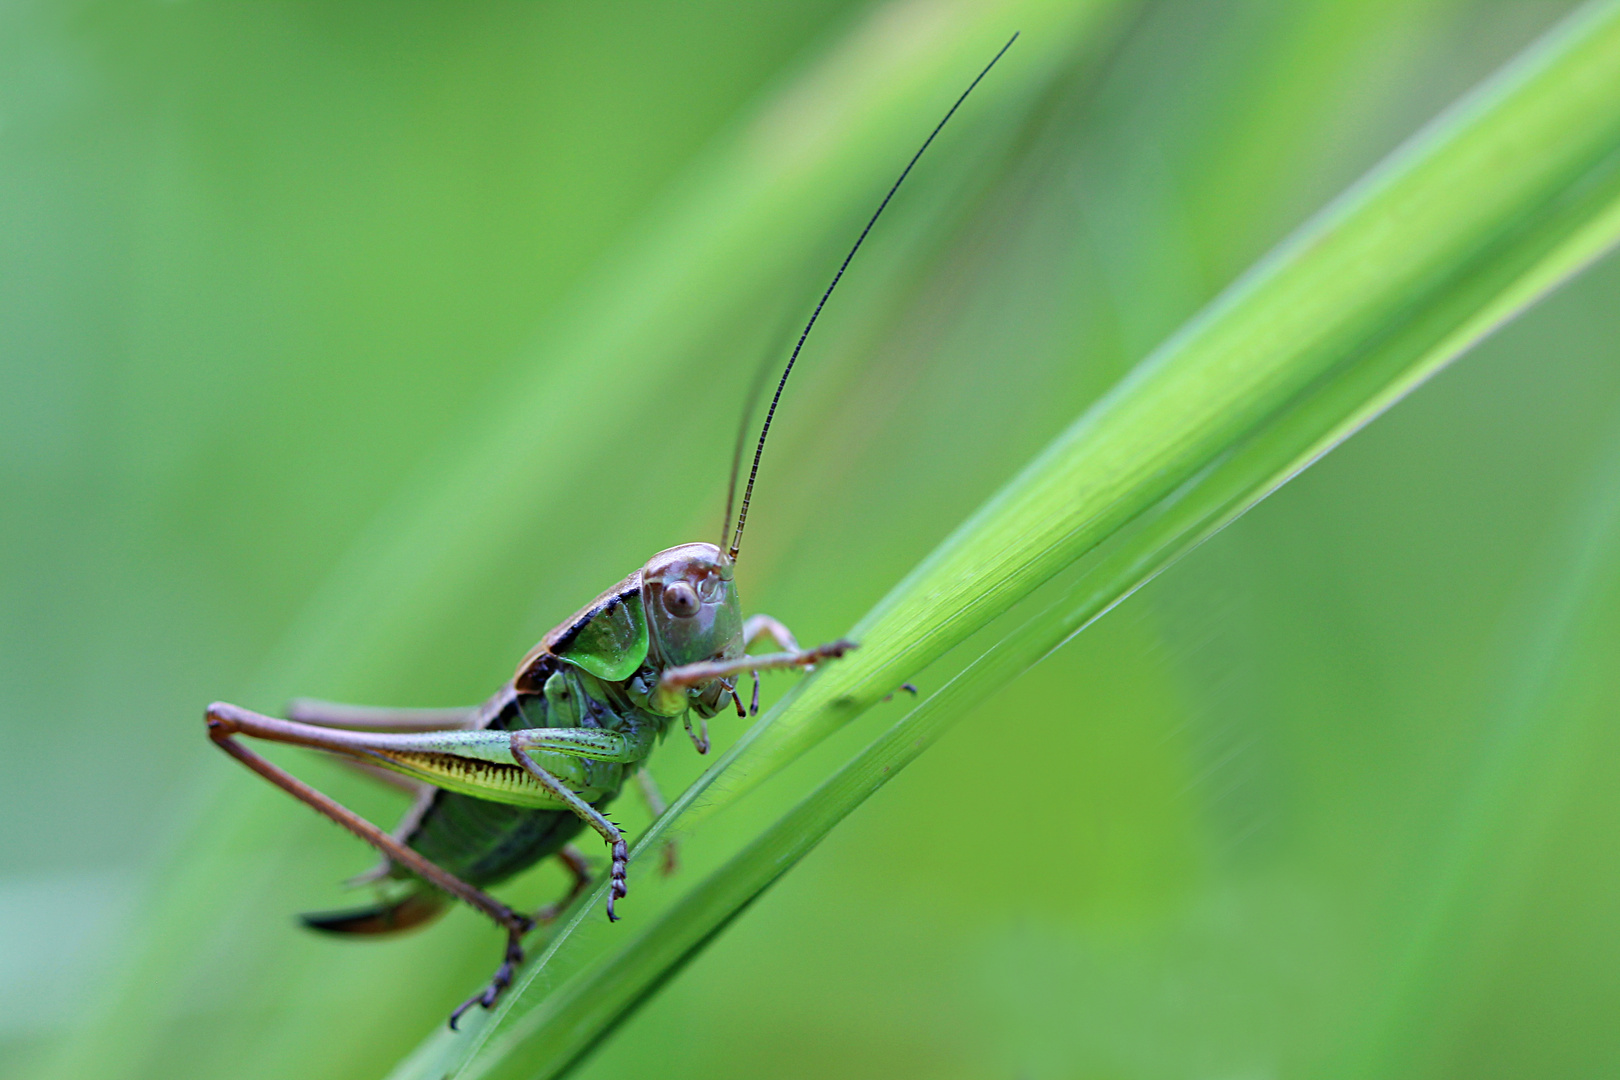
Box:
[726,32,1018,562]
[721,316,794,551]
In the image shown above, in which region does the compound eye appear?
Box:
[663,581,700,618]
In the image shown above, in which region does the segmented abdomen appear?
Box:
[407,792,591,888]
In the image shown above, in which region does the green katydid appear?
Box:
[205,34,1015,1028]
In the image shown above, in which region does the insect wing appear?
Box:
[551,590,650,681]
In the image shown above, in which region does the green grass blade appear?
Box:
[425,3,1620,1076]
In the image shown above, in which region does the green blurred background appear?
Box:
[5,1,1620,1078]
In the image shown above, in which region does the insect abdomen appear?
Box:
[407,793,592,887]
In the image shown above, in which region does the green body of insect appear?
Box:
[325,542,845,929]
[309,543,758,928]
[204,35,1013,1027]
[206,544,847,1024]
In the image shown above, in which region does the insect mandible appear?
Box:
[204,35,1015,1028]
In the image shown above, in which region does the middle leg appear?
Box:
[508,735,630,921]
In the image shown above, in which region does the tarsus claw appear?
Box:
[447,921,528,1029]
[605,838,629,921]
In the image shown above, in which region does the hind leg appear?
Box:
[284,699,478,730]
[205,702,531,1029]
[279,700,475,796]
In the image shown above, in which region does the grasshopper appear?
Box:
[205,35,1014,1027]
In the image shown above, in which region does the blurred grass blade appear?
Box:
[1338,413,1620,1078]
[421,3,1620,1077]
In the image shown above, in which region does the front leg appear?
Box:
[742,614,800,653]
[660,638,856,694]
[737,615,806,714]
